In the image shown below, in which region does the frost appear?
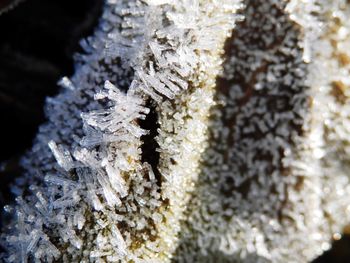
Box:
[2,0,350,262]
[1,0,241,261]
[57,76,75,90]
[48,141,74,171]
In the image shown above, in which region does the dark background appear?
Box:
[0,0,348,262]
[0,0,102,215]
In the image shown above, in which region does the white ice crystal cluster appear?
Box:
[1,0,242,262]
[1,0,350,262]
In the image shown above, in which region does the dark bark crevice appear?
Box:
[139,101,161,188]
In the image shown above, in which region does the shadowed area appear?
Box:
[173,0,350,262]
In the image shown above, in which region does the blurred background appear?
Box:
[0,0,348,262]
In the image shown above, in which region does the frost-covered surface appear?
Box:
[176,0,350,262]
[1,0,241,262]
[1,0,350,262]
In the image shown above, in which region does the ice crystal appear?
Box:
[1,0,350,262]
